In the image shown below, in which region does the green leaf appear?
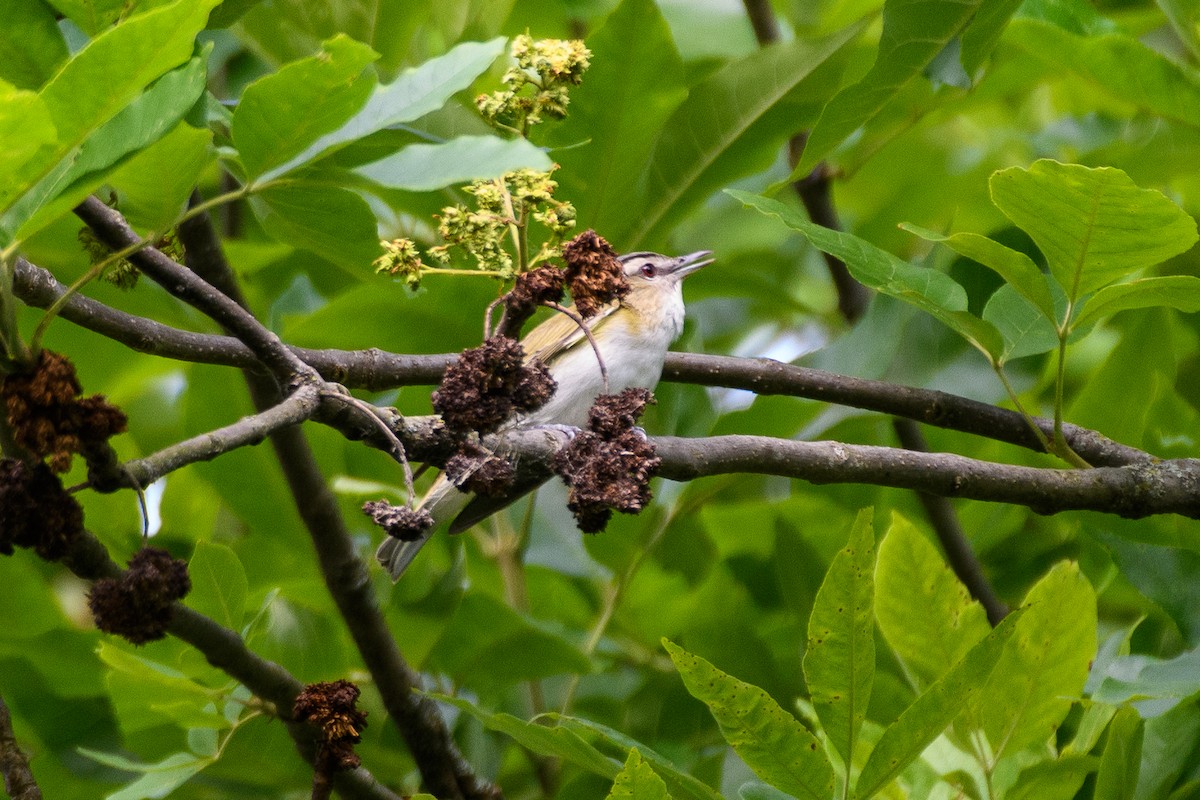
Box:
[960,0,1025,76]
[795,0,982,174]
[186,541,248,632]
[982,284,1060,363]
[971,562,1096,759]
[732,190,1005,358]
[77,750,209,800]
[989,160,1198,302]
[607,749,672,800]
[250,183,380,273]
[856,608,1025,799]
[7,55,209,241]
[1005,18,1200,128]
[427,593,593,693]
[1136,699,1200,799]
[0,83,55,202]
[624,26,859,248]
[232,34,379,181]
[1073,276,1200,331]
[551,0,687,237]
[663,639,833,800]
[5,0,220,222]
[1158,0,1200,61]
[354,135,552,191]
[257,37,506,183]
[803,507,875,771]
[550,715,724,800]
[1092,646,1200,712]
[874,513,990,688]
[901,224,1056,322]
[108,122,214,231]
[1068,310,1175,447]
[1094,706,1143,800]
[432,694,621,778]
[0,0,68,89]
[1005,755,1098,800]
[49,0,125,35]
[97,643,220,705]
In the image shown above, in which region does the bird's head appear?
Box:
[619,250,714,291]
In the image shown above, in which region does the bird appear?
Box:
[377,249,713,580]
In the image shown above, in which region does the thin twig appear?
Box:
[543,301,608,392]
[323,390,417,504]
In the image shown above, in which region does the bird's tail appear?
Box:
[375,475,470,581]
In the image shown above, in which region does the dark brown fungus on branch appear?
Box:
[498,265,566,338]
[431,336,556,434]
[562,229,627,318]
[2,350,126,473]
[88,547,191,644]
[552,388,661,533]
[362,500,434,542]
[293,680,369,771]
[0,458,84,560]
[445,441,516,497]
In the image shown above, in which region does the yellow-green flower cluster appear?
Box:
[477,35,591,131]
[373,238,427,289]
[431,168,576,276]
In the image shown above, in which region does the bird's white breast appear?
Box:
[525,293,685,429]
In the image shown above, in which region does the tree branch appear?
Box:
[0,694,40,800]
[90,383,324,492]
[73,197,316,388]
[11,257,1148,467]
[51,527,402,800]
[371,422,1200,521]
[175,194,499,800]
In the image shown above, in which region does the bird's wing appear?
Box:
[521,300,619,365]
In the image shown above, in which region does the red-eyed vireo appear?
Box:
[377,249,713,580]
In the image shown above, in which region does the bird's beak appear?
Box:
[671,250,714,279]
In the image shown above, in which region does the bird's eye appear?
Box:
[640,263,657,278]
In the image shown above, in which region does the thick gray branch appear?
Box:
[11,257,1147,467]
[378,423,1200,521]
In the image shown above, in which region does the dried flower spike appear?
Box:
[552,388,660,533]
[2,350,127,472]
[88,547,191,645]
[362,500,433,542]
[294,680,369,772]
[0,458,84,560]
[562,230,628,318]
[432,336,556,434]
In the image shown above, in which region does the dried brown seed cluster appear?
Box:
[498,265,567,338]
[0,458,84,560]
[445,441,516,497]
[293,680,369,771]
[2,350,127,472]
[432,336,555,435]
[362,500,433,542]
[552,388,661,533]
[87,548,191,645]
[562,230,628,318]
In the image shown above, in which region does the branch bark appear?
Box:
[175,194,499,800]
[11,257,1149,467]
[53,526,402,800]
[0,695,41,800]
